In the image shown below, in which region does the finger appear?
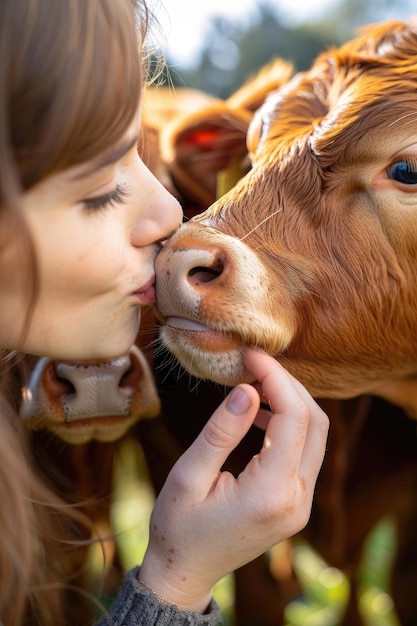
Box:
[298,401,329,487]
[175,383,261,494]
[243,348,328,486]
[244,348,316,416]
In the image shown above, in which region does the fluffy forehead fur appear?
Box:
[201,20,417,229]
[197,19,417,294]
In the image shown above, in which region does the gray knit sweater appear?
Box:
[95,567,222,626]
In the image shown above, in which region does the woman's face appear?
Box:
[0,113,183,359]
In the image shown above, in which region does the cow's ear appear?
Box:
[160,105,252,216]
[227,58,293,113]
[159,60,294,217]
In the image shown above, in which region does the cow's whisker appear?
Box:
[239,208,282,241]
[388,111,417,127]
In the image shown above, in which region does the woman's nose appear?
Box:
[160,186,184,236]
[131,162,183,245]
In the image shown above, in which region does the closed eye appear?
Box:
[82,184,128,210]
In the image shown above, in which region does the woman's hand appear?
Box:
[140,348,329,613]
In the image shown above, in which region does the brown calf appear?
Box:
[154,20,417,626]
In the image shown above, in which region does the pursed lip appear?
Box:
[131,275,156,304]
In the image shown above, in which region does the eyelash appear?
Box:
[82,184,128,210]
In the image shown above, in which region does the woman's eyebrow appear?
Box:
[70,135,139,180]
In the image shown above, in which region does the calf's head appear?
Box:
[18,340,160,445]
[15,308,160,444]
[155,20,417,412]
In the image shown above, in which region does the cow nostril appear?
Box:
[49,367,76,397]
[119,356,143,391]
[188,261,223,285]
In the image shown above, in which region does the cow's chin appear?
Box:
[160,320,254,386]
[47,416,139,445]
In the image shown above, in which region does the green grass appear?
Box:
[94,439,401,626]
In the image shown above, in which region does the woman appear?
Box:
[0,1,329,624]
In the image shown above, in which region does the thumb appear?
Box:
[177,384,260,493]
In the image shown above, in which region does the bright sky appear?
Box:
[155,0,335,67]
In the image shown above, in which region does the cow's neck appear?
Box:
[373,376,417,420]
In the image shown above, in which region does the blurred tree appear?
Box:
[163,0,417,98]
[167,3,335,97]
[317,0,417,41]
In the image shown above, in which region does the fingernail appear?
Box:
[226,387,251,415]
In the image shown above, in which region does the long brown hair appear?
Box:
[0,1,151,624]
[0,391,92,625]
[0,0,147,196]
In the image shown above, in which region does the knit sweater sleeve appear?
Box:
[95,567,222,626]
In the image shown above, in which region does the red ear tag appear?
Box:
[184,128,220,146]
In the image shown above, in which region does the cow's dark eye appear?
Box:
[387,160,417,185]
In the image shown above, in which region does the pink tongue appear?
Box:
[167,317,210,332]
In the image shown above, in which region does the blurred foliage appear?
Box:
[160,0,417,98]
